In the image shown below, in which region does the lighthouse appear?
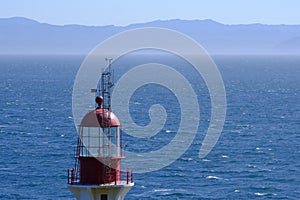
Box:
[68,62,134,200]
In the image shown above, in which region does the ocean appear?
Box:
[0,54,299,199]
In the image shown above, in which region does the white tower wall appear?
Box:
[68,183,134,200]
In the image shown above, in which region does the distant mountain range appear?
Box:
[1,17,300,55]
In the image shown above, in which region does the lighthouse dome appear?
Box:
[79,109,121,127]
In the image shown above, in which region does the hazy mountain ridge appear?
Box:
[1,17,300,55]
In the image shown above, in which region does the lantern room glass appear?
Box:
[78,126,121,158]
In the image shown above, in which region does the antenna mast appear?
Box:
[100,58,114,156]
[100,58,114,111]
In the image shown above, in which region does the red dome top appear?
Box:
[79,109,121,127]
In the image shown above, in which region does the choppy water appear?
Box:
[0,55,299,199]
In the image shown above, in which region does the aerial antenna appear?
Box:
[105,58,114,89]
[101,58,114,155]
[90,57,114,96]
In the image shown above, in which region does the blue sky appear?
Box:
[1,0,300,26]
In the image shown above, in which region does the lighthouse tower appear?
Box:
[68,63,134,200]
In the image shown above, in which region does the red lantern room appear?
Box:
[76,98,124,185]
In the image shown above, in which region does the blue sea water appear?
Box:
[0,54,299,199]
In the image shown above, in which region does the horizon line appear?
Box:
[1,16,300,27]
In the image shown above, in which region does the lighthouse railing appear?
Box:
[118,168,133,185]
[67,168,80,184]
[68,168,133,185]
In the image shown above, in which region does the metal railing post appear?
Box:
[115,170,117,185]
[67,169,70,184]
[126,169,129,184]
